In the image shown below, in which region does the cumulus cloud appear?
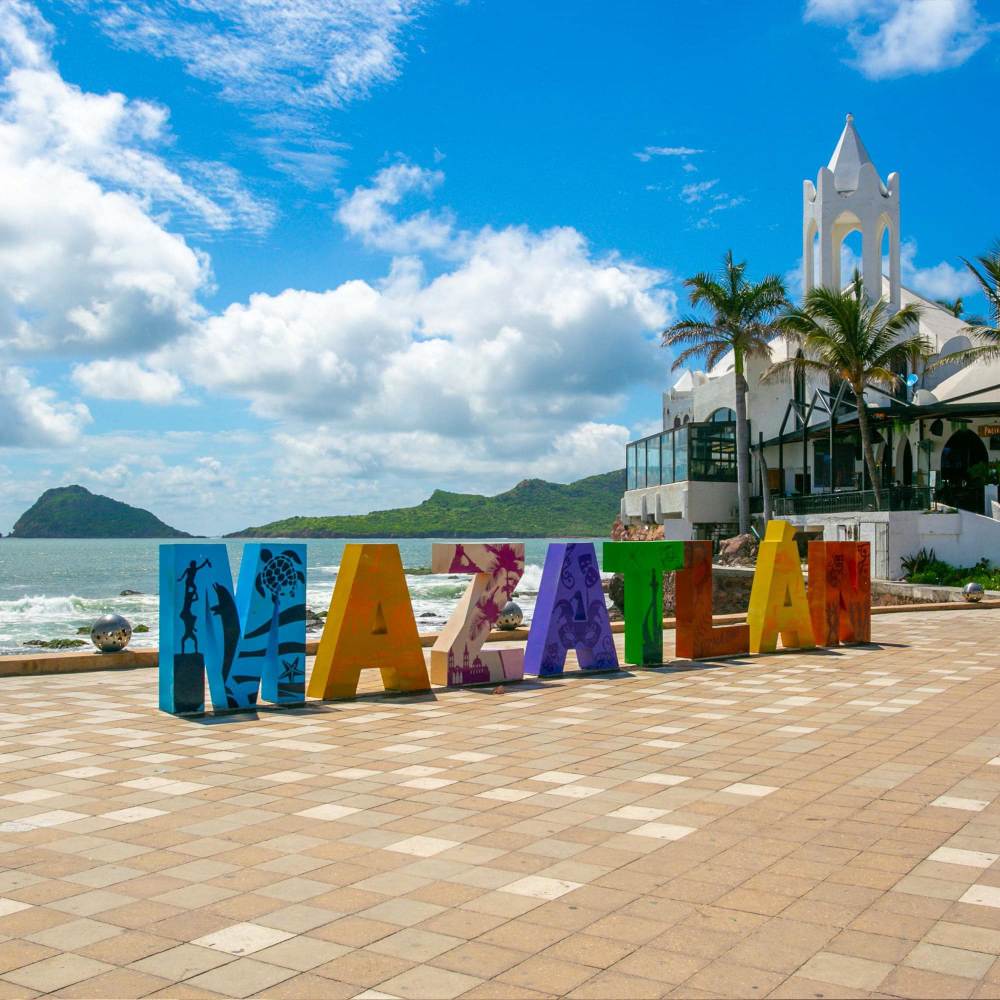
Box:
[147,166,673,485]
[805,0,992,78]
[0,3,222,355]
[72,360,185,404]
[0,366,91,447]
[900,240,979,300]
[336,163,457,254]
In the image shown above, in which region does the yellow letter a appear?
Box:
[747,520,815,654]
[307,544,430,700]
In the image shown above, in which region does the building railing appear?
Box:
[772,485,932,516]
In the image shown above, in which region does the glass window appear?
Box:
[674,426,688,482]
[814,439,856,489]
[689,421,737,481]
[635,439,646,489]
[662,431,674,484]
[708,407,736,423]
[646,435,661,486]
[626,444,637,491]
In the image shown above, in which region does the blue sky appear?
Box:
[0,0,996,534]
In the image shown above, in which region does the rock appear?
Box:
[133,624,150,633]
[419,612,436,619]
[608,573,626,612]
[610,518,664,542]
[23,638,88,649]
[120,589,143,596]
[715,533,758,567]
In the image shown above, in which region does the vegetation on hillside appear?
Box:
[229,470,624,538]
[10,485,191,539]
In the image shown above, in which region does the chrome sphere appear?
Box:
[497,601,523,631]
[963,582,985,603]
[90,613,132,652]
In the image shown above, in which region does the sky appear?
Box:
[0,0,997,535]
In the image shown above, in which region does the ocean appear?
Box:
[0,537,610,655]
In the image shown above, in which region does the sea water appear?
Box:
[0,537,609,655]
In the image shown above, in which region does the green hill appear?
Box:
[229,470,624,539]
[10,485,191,539]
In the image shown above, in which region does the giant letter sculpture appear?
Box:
[675,541,749,659]
[159,544,307,714]
[308,544,430,700]
[430,543,525,686]
[524,542,618,676]
[808,541,871,646]
[603,541,684,666]
[747,520,815,654]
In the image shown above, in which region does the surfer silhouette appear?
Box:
[178,558,211,653]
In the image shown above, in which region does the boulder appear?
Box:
[716,533,758,567]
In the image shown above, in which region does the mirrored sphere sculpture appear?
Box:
[90,613,133,652]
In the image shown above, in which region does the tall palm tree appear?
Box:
[765,274,929,510]
[662,250,787,535]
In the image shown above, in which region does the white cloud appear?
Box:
[72,360,185,404]
[900,240,979,299]
[76,0,430,181]
[805,0,992,78]
[146,167,674,486]
[680,179,719,203]
[0,3,220,355]
[81,0,428,112]
[634,145,703,163]
[0,366,91,447]
[336,163,457,254]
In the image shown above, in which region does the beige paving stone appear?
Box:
[797,950,894,989]
[906,941,996,979]
[186,957,296,998]
[2,954,114,993]
[130,943,234,980]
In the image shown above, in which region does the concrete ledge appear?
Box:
[4,601,999,678]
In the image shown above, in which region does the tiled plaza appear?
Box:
[3,611,1000,998]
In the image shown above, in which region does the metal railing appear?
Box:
[772,485,932,516]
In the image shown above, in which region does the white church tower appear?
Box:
[803,114,900,310]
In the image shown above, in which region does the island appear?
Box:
[229,470,624,538]
[10,485,192,539]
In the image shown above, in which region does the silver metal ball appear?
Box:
[496,601,523,631]
[963,582,985,603]
[90,613,133,652]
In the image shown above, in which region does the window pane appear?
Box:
[626,444,637,491]
[662,431,674,484]
[674,427,688,482]
[636,440,646,489]
[647,435,661,486]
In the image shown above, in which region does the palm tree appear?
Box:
[764,273,929,510]
[949,242,1000,357]
[662,250,787,535]
[935,296,964,318]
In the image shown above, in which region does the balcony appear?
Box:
[773,485,932,516]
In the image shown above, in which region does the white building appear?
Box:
[621,116,1000,577]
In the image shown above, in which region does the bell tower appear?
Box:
[803,114,900,309]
